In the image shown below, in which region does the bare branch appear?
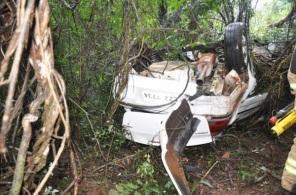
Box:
[0,0,35,154]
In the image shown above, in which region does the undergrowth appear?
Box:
[114,154,175,195]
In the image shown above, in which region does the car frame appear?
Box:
[113,22,267,194]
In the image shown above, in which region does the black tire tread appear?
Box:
[224,23,247,73]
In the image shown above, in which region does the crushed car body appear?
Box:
[114,22,268,194]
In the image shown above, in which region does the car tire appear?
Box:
[224,22,248,73]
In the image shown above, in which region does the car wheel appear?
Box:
[224,22,248,73]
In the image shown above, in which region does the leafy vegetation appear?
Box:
[115,154,174,194]
[250,0,295,41]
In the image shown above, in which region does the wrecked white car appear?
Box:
[114,23,267,194]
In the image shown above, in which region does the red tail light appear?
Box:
[208,118,230,136]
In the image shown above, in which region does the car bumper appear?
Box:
[122,110,213,146]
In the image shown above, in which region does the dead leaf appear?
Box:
[222,151,230,159]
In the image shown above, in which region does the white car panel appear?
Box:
[123,110,213,146]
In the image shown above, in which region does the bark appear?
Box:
[9,92,44,195]
[1,0,70,192]
[0,0,35,154]
[9,118,32,195]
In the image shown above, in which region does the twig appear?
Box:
[93,148,152,172]
[69,144,79,195]
[10,63,31,125]
[68,97,107,161]
[61,179,76,195]
[0,181,12,185]
[260,167,281,181]
[11,115,20,145]
[10,97,41,195]
[61,144,82,195]
[131,0,139,21]
[23,187,31,195]
[201,160,219,180]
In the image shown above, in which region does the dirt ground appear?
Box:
[74,113,295,195]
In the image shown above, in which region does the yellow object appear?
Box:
[272,110,296,136]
